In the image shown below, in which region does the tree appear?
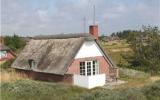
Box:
[4,34,26,52]
[129,26,160,75]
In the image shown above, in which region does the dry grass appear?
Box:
[150,76,160,82]
[114,76,160,90]
[0,61,6,65]
[110,48,132,52]
[0,70,29,83]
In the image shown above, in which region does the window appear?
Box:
[80,62,85,75]
[28,59,36,68]
[93,60,99,75]
[87,62,91,75]
[80,60,99,76]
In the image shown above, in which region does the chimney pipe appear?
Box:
[89,25,98,40]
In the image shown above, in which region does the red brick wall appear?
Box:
[67,56,110,76]
[15,69,73,83]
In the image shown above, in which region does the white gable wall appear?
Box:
[74,41,104,59]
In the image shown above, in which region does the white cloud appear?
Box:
[1,0,160,36]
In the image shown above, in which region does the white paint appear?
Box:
[75,41,104,59]
[73,74,105,89]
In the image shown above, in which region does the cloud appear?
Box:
[1,0,160,36]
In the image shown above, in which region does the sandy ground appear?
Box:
[103,80,127,89]
[110,48,131,52]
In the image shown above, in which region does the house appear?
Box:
[11,25,118,89]
[0,44,15,61]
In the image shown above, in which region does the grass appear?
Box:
[1,79,160,100]
[78,81,160,100]
[1,79,88,100]
[0,70,28,83]
[100,40,132,67]
[101,40,130,49]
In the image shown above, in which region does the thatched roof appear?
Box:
[0,44,10,51]
[11,33,116,75]
[34,33,92,39]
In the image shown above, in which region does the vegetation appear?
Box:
[1,59,15,70]
[129,26,160,75]
[78,81,160,100]
[1,80,87,100]
[109,26,160,75]
[1,79,160,100]
[4,34,26,52]
[112,30,141,39]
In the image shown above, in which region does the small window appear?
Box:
[80,62,85,75]
[87,62,91,76]
[28,59,36,68]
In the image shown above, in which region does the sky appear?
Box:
[1,0,160,36]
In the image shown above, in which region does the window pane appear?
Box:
[93,61,95,64]
[80,62,85,75]
[87,62,91,76]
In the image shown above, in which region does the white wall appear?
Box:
[73,74,105,89]
[75,41,104,59]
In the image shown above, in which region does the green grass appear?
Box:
[1,79,88,100]
[79,81,160,100]
[101,40,132,67]
[101,40,130,49]
[1,79,160,100]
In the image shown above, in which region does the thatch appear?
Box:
[0,44,10,51]
[11,36,88,75]
[12,33,116,75]
[34,33,93,39]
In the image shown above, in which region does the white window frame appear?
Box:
[79,60,99,76]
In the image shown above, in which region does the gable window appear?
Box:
[28,59,36,68]
[80,60,99,76]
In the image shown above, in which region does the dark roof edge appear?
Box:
[33,33,93,40]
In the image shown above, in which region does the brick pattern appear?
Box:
[16,69,73,83]
[67,56,110,77]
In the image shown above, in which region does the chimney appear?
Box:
[89,25,98,40]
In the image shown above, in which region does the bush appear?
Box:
[119,68,150,79]
[77,88,147,100]
[1,59,15,70]
[142,81,160,100]
[4,35,26,52]
[1,80,86,100]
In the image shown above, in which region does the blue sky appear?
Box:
[1,0,160,36]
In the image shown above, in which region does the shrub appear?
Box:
[119,68,150,79]
[1,59,14,70]
[142,81,160,100]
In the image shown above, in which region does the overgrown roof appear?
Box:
[11,33,116,75]
[0,44,10,51]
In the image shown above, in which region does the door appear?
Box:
[86,61,92,76]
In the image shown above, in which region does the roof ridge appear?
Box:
[33,33,93,39]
